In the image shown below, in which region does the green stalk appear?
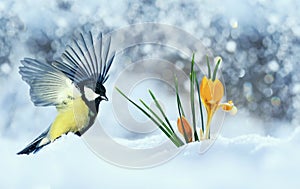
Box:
[195,76,205,139]
[116,87,184,147]
[212,58,221,81]
[139,99,174,136]
[116,87,171,138]
[174,76,185,117]
[174,75,189,143]
[171,133,185,147]
[206,55,211,79]
[190,54,199,141]
[148,90,174,133]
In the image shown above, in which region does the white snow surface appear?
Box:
[1,112,300,189]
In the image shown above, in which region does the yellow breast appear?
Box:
[49,98,90,141]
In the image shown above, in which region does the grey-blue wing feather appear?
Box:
[19,58,75,107]
[52,32,115,86]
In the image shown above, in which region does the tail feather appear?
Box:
[17,128,50,155]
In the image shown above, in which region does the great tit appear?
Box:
[17,32,115,155]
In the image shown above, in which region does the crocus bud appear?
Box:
[177,116,193,143]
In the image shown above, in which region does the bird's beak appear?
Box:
[101,95,108,101]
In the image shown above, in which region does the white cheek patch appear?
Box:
[84,86,100,101]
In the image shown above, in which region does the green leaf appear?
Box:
[116,87,184,147]
[174,75,189,143]
[190,54,199,141]
[115,87,170,135]
[148,90,175,133]
[212,57,221,81]
[195,76,205,134]
[174,76,185,117]
[206,55,211,79]
[139,99,173,135]
[169,133,185,147]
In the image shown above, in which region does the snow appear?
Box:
[1,121,300,188]
[1,0,300,188]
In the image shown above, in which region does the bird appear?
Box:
[17,31,115,155]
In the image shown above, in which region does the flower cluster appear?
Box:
[177,56,237,142]
[117,54,237,147]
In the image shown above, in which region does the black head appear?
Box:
[95,82,108,101]
[81,79,108,103]
[80,81,107,113]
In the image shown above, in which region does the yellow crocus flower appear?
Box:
[200,76,237,139]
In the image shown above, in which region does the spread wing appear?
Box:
[19,58,81,107]
[19,31,115,107]
[52,32,115,88]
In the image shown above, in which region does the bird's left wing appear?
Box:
[19,58,80,107]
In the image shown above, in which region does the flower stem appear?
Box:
[195,77,205,140]
[190,54,199,141]
[205,110,214,139]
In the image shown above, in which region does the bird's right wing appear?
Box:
[52,32,115,88]
[19,58,81,107]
